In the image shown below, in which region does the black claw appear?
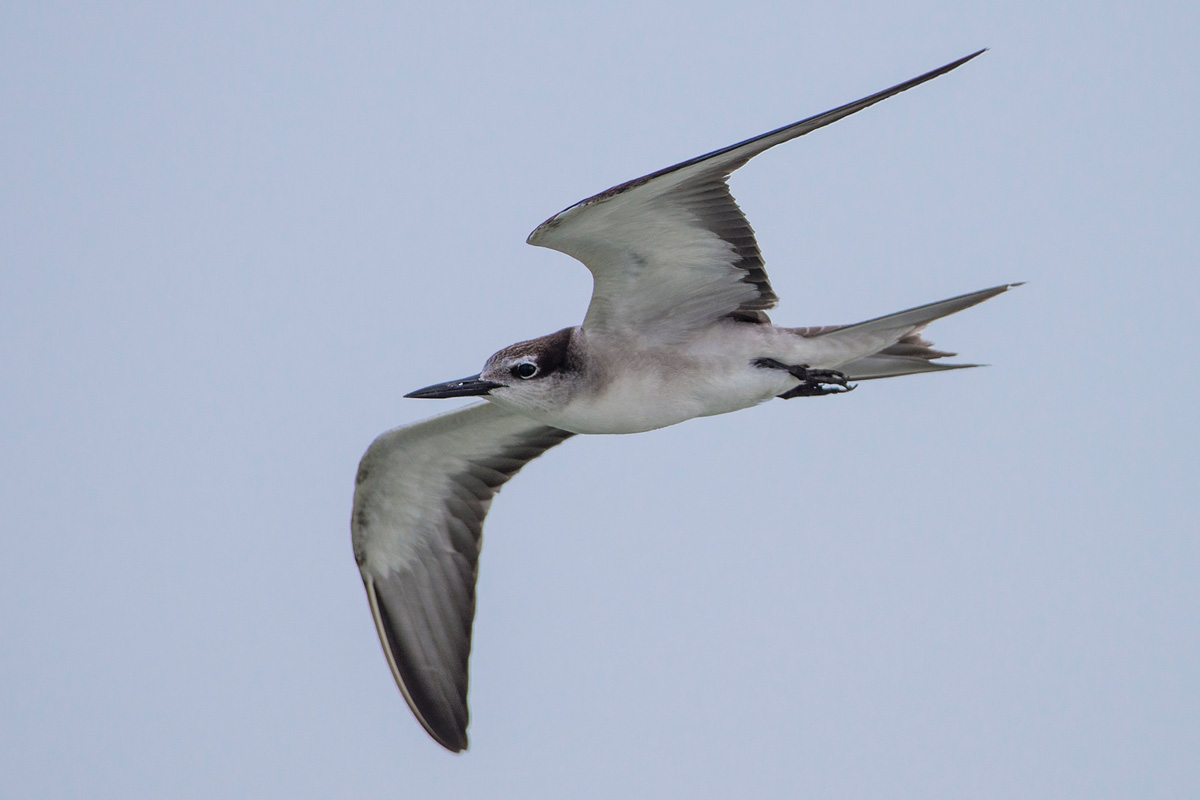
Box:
[777,381,856,399]
[806,369,849,387]
[754,357,855,399]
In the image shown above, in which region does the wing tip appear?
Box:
[523,48,991,253]
[942,48,988,72]
[365,577,471,753]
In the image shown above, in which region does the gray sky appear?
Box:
[3,2,1198,797]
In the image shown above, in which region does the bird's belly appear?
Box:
[548,365,794,435]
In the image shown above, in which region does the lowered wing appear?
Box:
[352,402,574,751]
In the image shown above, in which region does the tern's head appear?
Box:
[405,327,578,415]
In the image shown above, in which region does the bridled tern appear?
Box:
[352,49,1016,751]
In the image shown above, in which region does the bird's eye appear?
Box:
[513,362,539,379]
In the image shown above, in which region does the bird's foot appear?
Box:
[753,358,856,399]
[777,376,855,398]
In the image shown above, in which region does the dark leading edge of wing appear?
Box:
[527,50,986,331]
[546,49,986,217]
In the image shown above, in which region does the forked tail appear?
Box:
[789,284,1021,380]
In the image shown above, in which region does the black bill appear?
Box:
[404,374,503,399]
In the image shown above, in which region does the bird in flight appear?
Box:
[352,49,1014,752]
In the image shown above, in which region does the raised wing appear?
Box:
[527,50,985,340]
[351,402,574,751]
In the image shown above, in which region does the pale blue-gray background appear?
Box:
[3,2,1197,797]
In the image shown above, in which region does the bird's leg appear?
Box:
[753,357,856,399]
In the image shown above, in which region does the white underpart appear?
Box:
[486,283,1019,435]
[487,324,811,435]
